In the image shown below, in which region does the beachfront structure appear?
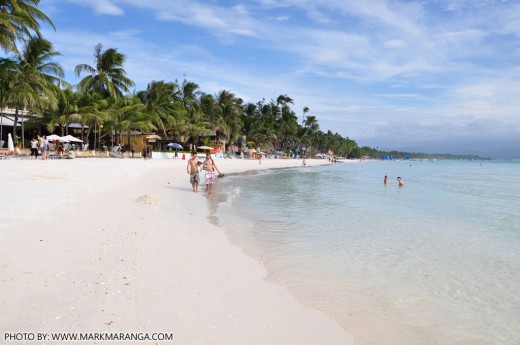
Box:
[0,107,89,149]
[1,107,38,149]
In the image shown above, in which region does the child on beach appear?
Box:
[202,153,222,195]
[187,152,201,192]
[30,137,38,159]
[40,135,48,160]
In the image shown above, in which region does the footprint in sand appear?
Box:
[135,194,158,206]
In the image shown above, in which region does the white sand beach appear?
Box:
[0,157,354,344]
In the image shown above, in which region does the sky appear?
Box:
[35,0,520,159]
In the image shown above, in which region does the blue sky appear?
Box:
[38,0,520,159]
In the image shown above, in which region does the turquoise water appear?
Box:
[212,161,520,345]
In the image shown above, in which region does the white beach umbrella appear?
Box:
[61,135,83,142]
[146,134,161,140]
[46,134,62,141]
[7,133,14,152]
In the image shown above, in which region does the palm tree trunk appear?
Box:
[0,103,4,146]
[13,107,19,144]
[84,118,93,148]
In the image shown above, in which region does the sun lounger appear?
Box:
[109,146,122,158]
[47,153,71,159]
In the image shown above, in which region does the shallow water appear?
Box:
[212,160,520,345]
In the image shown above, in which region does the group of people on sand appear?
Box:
[117,142,138,159]
[29,135,49,160]
[187,152,223,194]
[29,135,78,159]
[384,175,405,187]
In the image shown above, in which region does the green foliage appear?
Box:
[0,0,56,56]
[359,146,489,160]
[1,36,63,143]
[75,43,135,99]
[201,137,211,146]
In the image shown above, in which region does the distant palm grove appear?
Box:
[0,0,363,158]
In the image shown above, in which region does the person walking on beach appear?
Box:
[384,175,389,185]
[131,145,135,158]
[30,137,39,159]
[187,152,201,192]
[203,153,222,195]
[40,135,48,160]
[119,142,125,159]
[397,176,405,187]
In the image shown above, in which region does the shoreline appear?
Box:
[0,158,355,344]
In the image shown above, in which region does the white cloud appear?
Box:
[271,16,290,21]
[92,0,124,15]
[384,39,408,49]
[67,0,124,15]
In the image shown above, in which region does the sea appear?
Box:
[210,160,520,345]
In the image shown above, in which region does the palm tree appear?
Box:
[43,86,77,136]
[0,57,17,137]
[178,79,201,118]
[299,115,319,156]
[71,91,106,144]
[241,102,257,142]
[274,95,298,152]
[137,80,180,138]
[0,0,55,55]
[241,102,275,149]
[104,95,155,146]
[43,87,102,145]
[200,92,218,125]
[215,90,243,153]
[244,100,279,150]
[276,94,293,113]
[302,106,309,126]
[75,43,135,99]
[2,36,63,144]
